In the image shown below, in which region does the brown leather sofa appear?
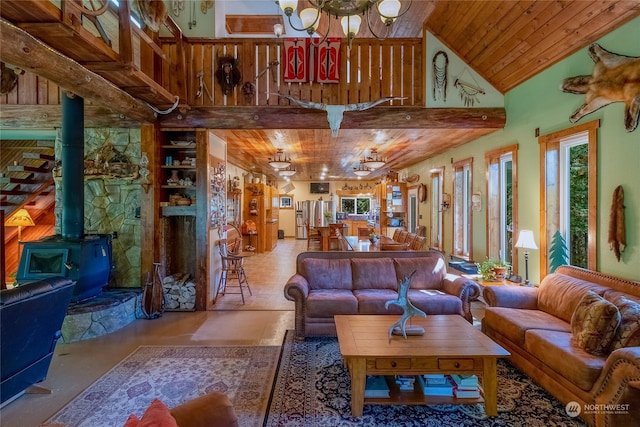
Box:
[482,266,640,427]
[284,251,481,339]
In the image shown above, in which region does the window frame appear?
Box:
[538,120,598,275]
[452,157,473,259]
[430,167,445,251]
[485,144,519,269]
[340,196,371,215]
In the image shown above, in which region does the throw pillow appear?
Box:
[606,294,640,351]
[570,291,621,356]
[123,399,179,427]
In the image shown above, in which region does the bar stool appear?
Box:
[215,239,252,304]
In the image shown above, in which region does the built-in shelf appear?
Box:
[161,205,196,216]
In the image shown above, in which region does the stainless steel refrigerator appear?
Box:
[295,200,336,239]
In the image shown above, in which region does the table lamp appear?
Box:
[515,229,538,286]
[5,208,35,259]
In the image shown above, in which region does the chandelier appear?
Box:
[363,149,386,170]
[268,149,292,169]
[279,165,297,176]
[277,0,411,47]
[353,163,371,177]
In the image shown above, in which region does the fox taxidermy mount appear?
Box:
[561,43,640,132]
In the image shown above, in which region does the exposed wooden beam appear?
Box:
[0,18,156,123]
[159,107,506,130]
[0,105,141,129]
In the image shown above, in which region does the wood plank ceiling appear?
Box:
[1,1,639,181]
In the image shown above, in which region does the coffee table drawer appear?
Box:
[375,358,411,369]
[438,358,475,370]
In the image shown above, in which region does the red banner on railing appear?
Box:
[313,38,341,83]
[283,38,310,83]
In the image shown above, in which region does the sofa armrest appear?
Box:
[593,347,640,426]
[442,274,481,323]
[483,286,539,309]
[284,274,310,340]
[284,274,309,301]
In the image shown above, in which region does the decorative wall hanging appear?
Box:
[0,62,19,95]
[314,38,341,83]
[432,50,448,101]
[200,0,212,14]
[171,0,184,17]
[215,55,242,96]
[270,93,405,137]
[283,38,310,83]
[608,185,626,262]
[133,0,168,32]
[454,67,485,107]
[562,43,640,132]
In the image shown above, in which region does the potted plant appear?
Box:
[476,259,511,281]
[369,231,378,243]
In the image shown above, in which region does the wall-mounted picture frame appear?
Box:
[279,195,293,209]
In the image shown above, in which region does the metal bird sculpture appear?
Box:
[385,270,426,340]
[270,93,406,137]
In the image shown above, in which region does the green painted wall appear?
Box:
[409,16,640,283]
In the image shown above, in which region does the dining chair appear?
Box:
[411,235,427,250]
[306,222,321,250]
[328,223,344,250]
[392,229,402,241]
[404,233,417,248]
[215,239,252,304]
[357,227,372,237]
[397,230,409,243]
[335,229,354,251]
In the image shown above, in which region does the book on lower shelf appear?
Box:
[365,375,390,398]
[453,387,481,398]
[450,374,479,388]
[416,375,454,396]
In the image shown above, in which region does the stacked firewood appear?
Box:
[162,273,196,311]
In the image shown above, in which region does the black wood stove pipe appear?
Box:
[61,93,84,240]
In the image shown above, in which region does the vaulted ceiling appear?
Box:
[1,1,639,181]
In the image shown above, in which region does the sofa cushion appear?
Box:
[483,307,570,346]
[394,257,446,290]
[353,289,402,314]
[570,291,621,356]
[605,294,640,351]
[525,329,605,391]
[537,273,609,322]
[407,290,463,316]
[302,258,353,290]
[351,258,398,290]
[306,289,358,318]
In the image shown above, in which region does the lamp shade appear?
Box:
[515,229,538,250]
[341,15,361,37]
[378,0,401,23]
[5,208,35,227]
[279,0,298,15]
[300,8,320,32]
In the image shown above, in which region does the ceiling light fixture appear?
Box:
[279,165,297,176]
[363,149,386,170]
[353,163,371,177]
[268,149,291,169]
[277,0,411,48]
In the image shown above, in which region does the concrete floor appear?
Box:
[0,238,485,427]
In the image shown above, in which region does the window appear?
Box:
[279,195,293,209]
[539,120,598,274]
[341,197,371,215]
[430,168,444,251]
[486,145,518,268]
[452,158,472,259]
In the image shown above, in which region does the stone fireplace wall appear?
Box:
[54,128,142,288]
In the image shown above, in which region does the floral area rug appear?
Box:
[46,345,279,427]
[264,331,587,427]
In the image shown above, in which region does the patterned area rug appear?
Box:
[264,331,587,427]
[46,345,279,427]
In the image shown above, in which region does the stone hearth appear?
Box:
[61,289,142,343]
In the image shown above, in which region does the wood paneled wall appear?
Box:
[162,38,423,107]
[0,70,60,105]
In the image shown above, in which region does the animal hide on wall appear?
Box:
[133,0,168,32]
[561,43,640,132]
[608,185,626,262]
[215,56,241,96]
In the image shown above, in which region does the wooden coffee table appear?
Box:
[335,314,510,417]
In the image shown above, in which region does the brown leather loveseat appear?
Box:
[284,250,481,339]
[482,266,640,427]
